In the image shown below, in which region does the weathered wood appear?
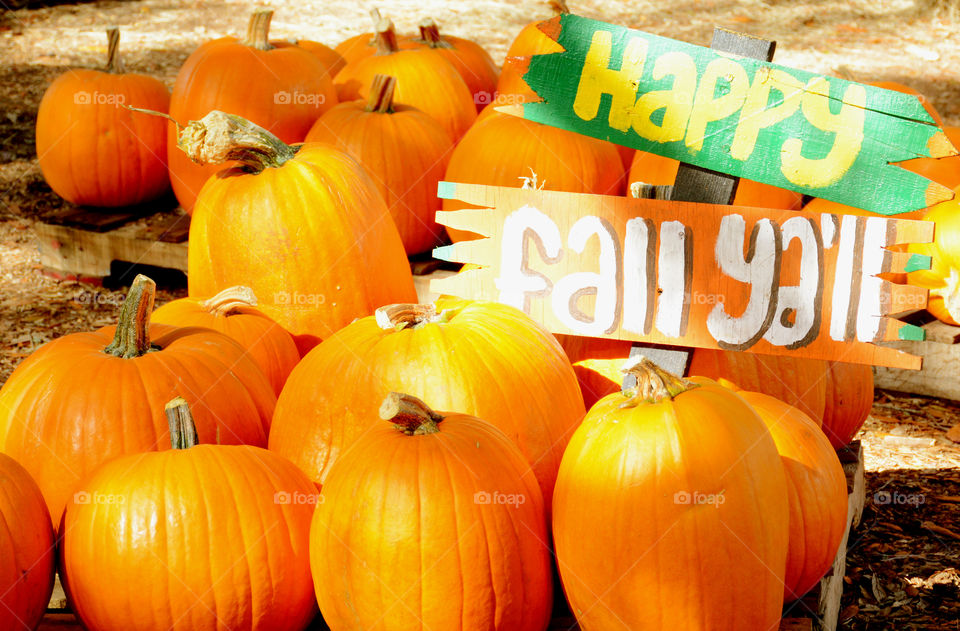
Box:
[874,318,960,399]
[41,194,178,232]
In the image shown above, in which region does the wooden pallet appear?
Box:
[874,312,960,400]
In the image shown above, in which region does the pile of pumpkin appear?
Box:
[9,2,955,629]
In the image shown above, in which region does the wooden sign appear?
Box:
[499,14,957,215]
[432,183,934,370]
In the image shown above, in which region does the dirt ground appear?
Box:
[2,0,960,629]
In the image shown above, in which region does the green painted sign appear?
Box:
[505,14,956,215]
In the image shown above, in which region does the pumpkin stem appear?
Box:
[176,110,296,173]
[549,0,571,14]
[104,274,158,359]
[366,75,397,113]
[619,355,699,407]
[125,105,184,133]
[380,392,444,435]
[375,18,400,54]
[418,19,451,49]
[241,8,274,51]
[165,397,199,450]
[375,303,450,331]
[105,27,124,73]
[201,285,259,317]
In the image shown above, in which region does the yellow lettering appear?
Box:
[729,68,804,161]
[780,78,866,188]
[631,52,697,143]
[685,57,749,152]
[572,31,648,132]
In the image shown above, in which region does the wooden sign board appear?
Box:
[499,14,957,215]
[432,183,934,370]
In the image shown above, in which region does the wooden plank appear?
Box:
[874,319,960,399]
[40,194,178,232]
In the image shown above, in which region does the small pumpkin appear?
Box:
[310,392,553,631]
[0,275,272,527]
[305,74,453,255]
[907,196,960,325]
[413,18,499,112]
[168,8,338,212]
[294,38,347,77]
[151,285,300,394]
[498,0,569,104]
[334,18,477,141]
[36,27,170,208]
[61,398,317,631]
[821,361,874,449]
[333,9,417,64]
[181,110,417,354]
[269,300,585,513]
[0,453,55,631]
[553,357,788,630]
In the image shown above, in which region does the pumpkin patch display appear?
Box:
[306,74,453,255]
[413,18,500,112]
[310,392,553,631]
[553,357,789,630]
[36,27,171,208]
[151,285,300,396]
[181,110,417,353]
[60,398,317,631]
[167,8,338,212]
[0,453,55,631]
[821,360,874,448]
[0,275,272,527]
[269,300,585,513]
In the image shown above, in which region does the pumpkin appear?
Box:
[168,8,338,212]
[0,453,55,631]
[305,74,453,255]
[907,196,960,325]
[269,300,585,513]
[718,385,848,601]
[310,392,553,631]
[333,8,417,64]
[821,362,874,449]
[0,275,272,527]
[443,109,625,242]
[61,398,317,631]
[181,110,417,354]
[571,356,625,409]
[294,39,347,77]
[498,0,569,104]
[334,18,477,141]
[553,357,789,630]
[413,18,500,112]
[36,27,170,208]
[151,285,300,395]
[895,126,960,191]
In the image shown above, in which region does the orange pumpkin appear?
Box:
[36,27,170,207]
[269,300,585,513]
[908,196,960,325]
[498,0,569,103]
[333,9,417,64]
[0,275,272,527]
[305,74,453,255]
[443,110,625,242]
[168,9,337,212]
[151,285,300,394]
[294,39,347,77]
[821,361,874,449]
[310,392,553,631]
[571,356,626,409]
[182,111,417,354]
[334,18,477,141]
[553,357,788,630]
[414,18,499,112]
[0,453,55,631]
[61,398,317,631]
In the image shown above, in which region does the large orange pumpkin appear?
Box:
[61,398,317,631]
[269,300,585,513]
[168,8,337,212]
[310,392,553,631]
[821,361,874,449]
[0,275,272,527]
[151,285,300,395]
[553,357,789,630]
[443,110,625,242]
[182,111,417,354]
[305,74,453,255]
[414,18,499,112]
[36,27,170,207]
[0,453,55,631]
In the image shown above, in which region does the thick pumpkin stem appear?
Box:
[366,75,397,113]
[165,397,199,450]
[375,303,450,331]
[549,0,571,14]
[376,18,400,54]
[418,19,451,49]
[380,392,444,435]
[177,110,295,173]
[104,274,157,359]
[619,355,698,407]
[105,27,124,73]
[201,285,258,317]
[241,8,274,51]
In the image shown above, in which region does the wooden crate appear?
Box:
[874,313,960,400]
